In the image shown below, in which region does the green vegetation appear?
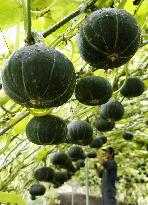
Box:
[0,0,147,204]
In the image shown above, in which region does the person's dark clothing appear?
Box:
[100,159,117,205]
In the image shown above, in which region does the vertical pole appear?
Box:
[71,186,74,205]
[85,157,89,205]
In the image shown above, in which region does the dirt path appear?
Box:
[58,193,135,205]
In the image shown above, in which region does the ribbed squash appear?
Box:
[78,8,140,70]
[26,114,67,145]
[75,76,113,105]
[34,167,55,182]
[2,44,76,108]
[50,152,72,169]
[67,146,84,161]
[95,118,115,132]
[89,136,106,148]
[120,77,144,97]
[67,120,93,145]
[53,171,70,186]
[29,184,46,196]
[100,99,124,121]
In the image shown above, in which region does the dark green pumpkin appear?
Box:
[86,151,97,158]
[100,99,124,121]
[75,159,85,170]
[34,167,55,182]
[29,184,46,196]
[89,136,106,148]
[67,146,84,161]
[95,118,115,132]
[99,136,107,144]
[123,131,134,141]
[120,77,144,97]
[26,114,67,145]
[2,44,76,108]
[75,76,113,105]
[53,171,70,185]
[67,120,93,145]
[78,8,140,70]
[50,152,72,168]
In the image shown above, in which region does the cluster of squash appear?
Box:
[29,146,100,200]
[1,6,145,198]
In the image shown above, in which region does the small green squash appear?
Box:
[34,167,55,182]
[100,99,124,121]
[89,136,106,148]
[86,151,97,158]
[53,171,70,186]
[67,120,93,145]
[50,152,72,168]
[2,44,76,108]
[26,114,67,145]
[78,8,140,70]
[123,131,134,141]
[29,184,46,197]
[120,77,144,97]
[75,159,85,170]
[67,146,84,161]
[95,118,115,132]
[75,76,113,105]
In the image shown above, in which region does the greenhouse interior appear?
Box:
[0,0,148,205]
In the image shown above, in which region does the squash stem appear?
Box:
[25,0,34,45]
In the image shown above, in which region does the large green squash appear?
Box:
[95,117,115,132]
[120,77,144,97]
[2,44,76,108]
[26,114,67,145]
[78,8,141,70]
[67,120,93,145]
[75,76,113,106]
[34,167,55,182]
[100,99,124,121]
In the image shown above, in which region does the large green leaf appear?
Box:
[0,191,26,205]
[0,0,22,30]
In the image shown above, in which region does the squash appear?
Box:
[50,152,72,169]
[123,131,134,141]
[2,44,76,108]
[89,136,107,148]
[34,167,55,182]
[67,120,93,145]
[78,8,140,70]
[75,76,113,105]
[26,114,67,145]
[95,117,115,132]
[120,77,144,97]
[67,146,84,161]
[86,151,97,158]
[29,184,46,197]
[100,99,124,121]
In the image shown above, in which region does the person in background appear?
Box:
[94,147,117,205]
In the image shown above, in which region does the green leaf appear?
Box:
[0,0,22,30]
[0,133,10,155]
[0,191,26,205]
